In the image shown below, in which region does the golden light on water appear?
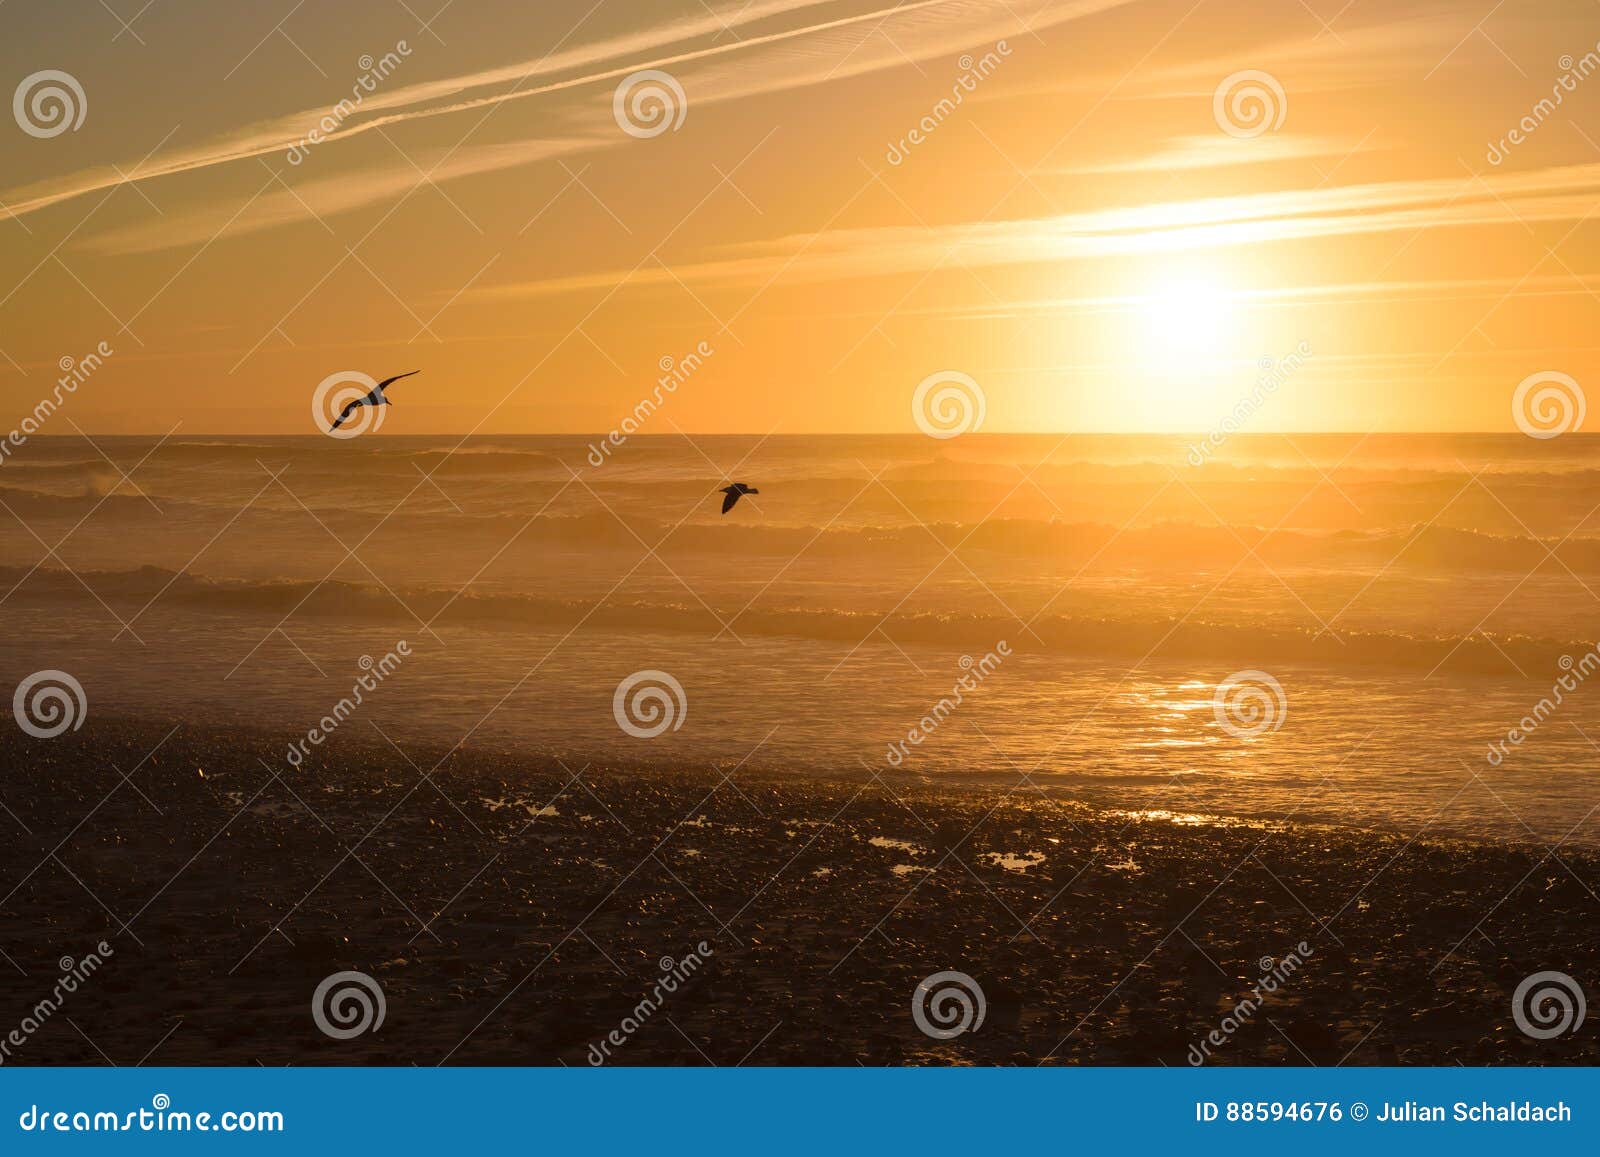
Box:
[5,0,1600,1082]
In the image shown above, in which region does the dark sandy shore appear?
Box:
[1,717,1596,1066]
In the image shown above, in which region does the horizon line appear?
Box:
[13,429,1564,438]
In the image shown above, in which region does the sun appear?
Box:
[1091,260,1253,429]
[1136,268,1239,358]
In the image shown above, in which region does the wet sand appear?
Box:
[1,717,1596,1066]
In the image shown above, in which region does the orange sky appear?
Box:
[2,0,1599,434]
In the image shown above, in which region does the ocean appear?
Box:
[2,432,1597,845]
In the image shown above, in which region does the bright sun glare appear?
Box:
[1114,263,1249,427]
[1138,274,1237,357]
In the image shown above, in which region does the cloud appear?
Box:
[471,160,1600,299]
[1,0,840,222]
[1063,133,1376,174]
[928,271,1600,322]
[1123,9,1475,94]
[5,0,1125,239]
[79,137,600,256]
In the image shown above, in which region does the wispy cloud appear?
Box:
[1063,133,1377,174]
[2,0,839,221]
[1120,9,1476,94]
[6,0,1127,240]
[471,160,1600,299]
[930,271,1600,321]
[80,137,599,256]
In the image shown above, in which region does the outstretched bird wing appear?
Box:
[721,489,740,514]
[376,370,421,391]
[330,398,364,431]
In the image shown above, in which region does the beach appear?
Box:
[6,433,1600,849]
[7,3,1600,1141]
[2,716,1595,1067]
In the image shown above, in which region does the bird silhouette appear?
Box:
[719,482,759,514]
[330,370,419,431]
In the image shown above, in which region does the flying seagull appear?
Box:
[719,482,759,514]
[330,370,419,431]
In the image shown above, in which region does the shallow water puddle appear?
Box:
[248,800,303,819]
[867,835,923,854]
[481,796,558,818]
